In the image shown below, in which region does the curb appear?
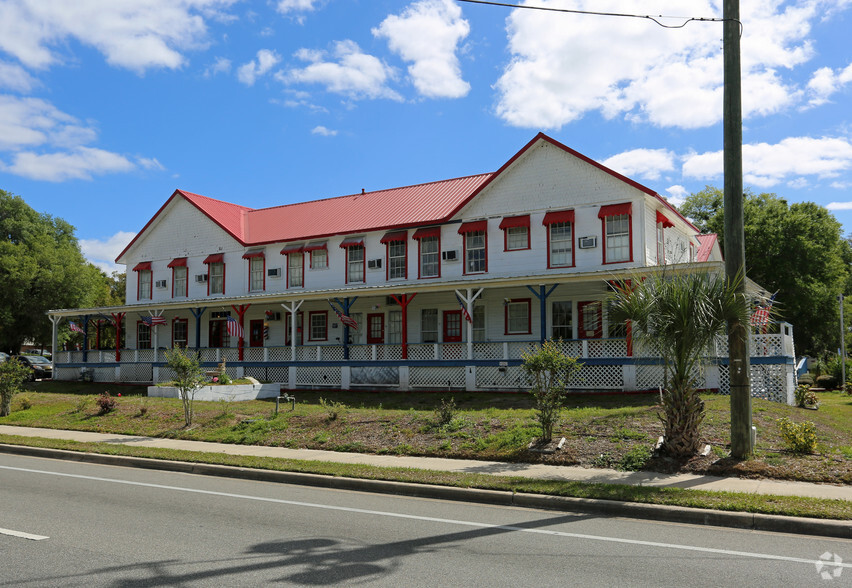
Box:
[1,443,849,540]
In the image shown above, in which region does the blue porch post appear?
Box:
[333,297,358,360]
[190,307,207,351]
[82,315,91,362]
[526,284,559,344]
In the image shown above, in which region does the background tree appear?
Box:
[0,358,32,416]
[0,190,109,354]
[609,270,749,457]
[679,187,852,357]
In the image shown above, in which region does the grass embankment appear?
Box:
[1,381,850,520]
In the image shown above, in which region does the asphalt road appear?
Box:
[1,453,849,587]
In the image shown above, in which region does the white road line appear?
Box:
[1,464,849,568]
[0,527,49,540]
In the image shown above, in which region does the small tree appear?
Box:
[165,346,205,426]
[0,359,32,416]
[521,340,582,442]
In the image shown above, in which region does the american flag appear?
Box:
[329,301,357,329]
[455,293,473,324]
[142,315,167,326]
[750,292,777,331]
[226,316,244,339]
[69,321,84,333]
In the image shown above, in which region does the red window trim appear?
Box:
[172,317,188,348]
[242,249,265,259]
[203,253,224,264]
[285,250,304,289]
[339,236,365,248]
[136,320,152,349]
[305,243,327,269]
[385,239,407,280]
[366,313,385,344]
[412,226,441,240]
[656,210,674,228]
[167,257,187,268]
[132,261,152,272]
[500,215,530,251]
[206,261,226,296]
[457,220,486,234]
[598,203,632,218]
[462,229,488,275]
[345,244,365,284]
[171,265,188,298]
[380,230,407,244]
[546,220,575,269]
[542,210,575,225]
[601,212,634,265]
[248,255,266,292]
[136,269,152,301]
[504,298,532,336]
[416,234,441,279]
[308,310,328,341]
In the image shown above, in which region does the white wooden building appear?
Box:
[48,133,796,402]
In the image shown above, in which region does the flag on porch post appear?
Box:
[750,292,777,334]
[328,301,358,329]
[69,321,84,333]
[455,293,473,323]
[226,316,244,339]
[142,316,167,327]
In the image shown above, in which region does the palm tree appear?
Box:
[609,269,749,457]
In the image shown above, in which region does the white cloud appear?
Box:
[2,147,135,181]
[602,148,675,181]
[373,0,470,99]
[280,40,401,100]
[311,125,337,136]
[276,0,318,15]
[682,136,852,188]
[664,185,689,208]
[237,49,280,86]
[0,60,38,92]
[137,157,165,171]
[827,201,852,211]
[806,62,852,107]
[0,95,92,150]
[205,56,232,77]
[80,230,137,274]
[0,0,236,73]
[495,0,832,130]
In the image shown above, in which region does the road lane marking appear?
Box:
[1,463,849,568]
[0,527,49,540]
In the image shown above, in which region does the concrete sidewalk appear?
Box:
[1,425,849,502]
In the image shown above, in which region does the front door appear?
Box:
[443,310,462,343]
[249,319,264,347]
[285,312,303,345]
[208,319,226,347]
[367,313,385,344]
[577,301,602,339]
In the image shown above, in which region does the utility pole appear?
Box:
[723,0,753,458]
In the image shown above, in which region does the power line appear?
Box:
[456,0,741,34]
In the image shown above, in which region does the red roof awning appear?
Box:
[542,210,575,225]
[380,230,407,244]
[132,262,152,272]
[303,242,327,252]
[242,250,265,259]
[458,220,486,234]
[598,203,632,218]
[499,215,530,230]
[339,236,364,249]
[166,257,186,268]
[412,227,441,240]
[656,210,674,228]
[280,243,304,255]
[203,253,224,264]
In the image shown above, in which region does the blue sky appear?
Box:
[1,0,851,274]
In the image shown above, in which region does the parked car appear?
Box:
[15,355,53,381]
[0,352,8,363]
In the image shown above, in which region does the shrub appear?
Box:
[618,444,653,471]
[74,395,93,413]
[96,392,116,415]
[777,417,818,454]
[794,384,818,408]
[825,356,852,387]
[815,374,838,390]
[521,340,582,442]
[0,357,31,417]
[434,397,457,427]
[165,346,205,426]
[15,394,32,411]
[319,397,346,421]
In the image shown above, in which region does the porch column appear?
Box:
[331,297,358,360]
[455,288,483,360]
[231,304,251,360]
[81,315,91,362]
[189,307,207,351]
[526,284,559,343]
[282,300,304,362]
[49,315,61,372]
[390,293,417,359]
[110,312,125,362]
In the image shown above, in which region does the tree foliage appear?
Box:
[679,187,851,357]
[0,358,32,416]
[609,269,749,457]
[0,190,115,354]
[165,346,205,426]
[521,340,582,442]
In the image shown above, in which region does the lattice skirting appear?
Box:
[244,366,289,383]
[295,367,342,387]
[476,365,528,389]
[119,363,153,383]
[409,367,465,388]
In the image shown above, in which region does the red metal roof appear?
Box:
[656,210,674,228]
[598,203,632,218]
[242,250,265,259]
[380,230,408,244]
[696,234,718,262]
[203,253,224,264]
[166,257,187,268]
[499,215,529,229]
[132,261,151,271]
[412,227,440,240]
[458,220,486,234]
[542,210,575,225]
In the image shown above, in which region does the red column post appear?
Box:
[390,293,417,359]
[231,304,251,361]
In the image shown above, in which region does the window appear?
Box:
[552,301,573,340]
[388,310,402,344]
[500,215,530,251]
[421,309,438,343]
[209,262,225,294]
[309,311,327,341]
[137,322,151,349]
[388,241,406,280]
[249,256,265,291]
[656,211,673,265]
[138,269,152,300]
[288,252,304,288]
[505,299,531,335]
[464,230,486,274]
[598,203,632,264]
[473,305,485,341]
[172,318,188,348]
[172,266,187,298]
[306,242,328,269]
[346,244,365,283]
[348,312,363,343]
[543,210,574,268]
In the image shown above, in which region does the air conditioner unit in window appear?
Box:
[578,236,598,249]
[267,267,282,278]
[195,274,208,283]
[442,250,458,261]
[367,258,382,270]
[154,280,167,289]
